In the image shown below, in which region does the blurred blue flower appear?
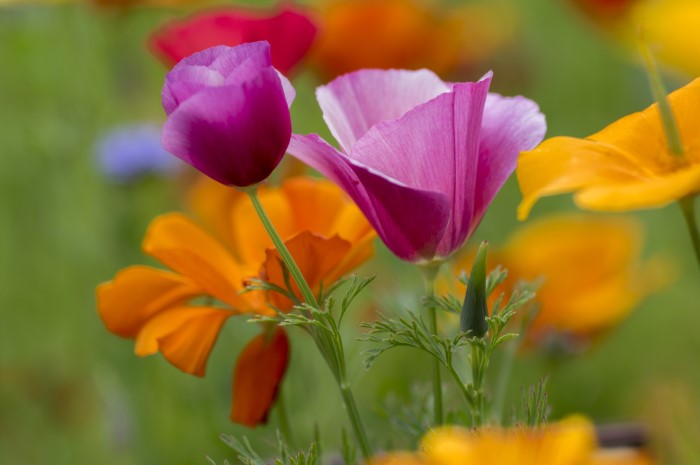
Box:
[96,124,179,183]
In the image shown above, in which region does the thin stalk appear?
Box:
[639,35,684,156]
[339,379,372,461]
[447,364,474,411]
[420,264,443,426]
[470,344,485,427]
[276,389,295,449]
[679,196,700,268]
[245,187,319,307]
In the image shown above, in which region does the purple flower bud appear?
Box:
[160,41,295,187]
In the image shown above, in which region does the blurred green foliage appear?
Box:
[1,0,698,464]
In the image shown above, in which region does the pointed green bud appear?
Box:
[460,241,489,338]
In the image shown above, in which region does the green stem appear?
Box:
[245,187,319,307]
[420,265,443,426]
[447,364,474,410]
[246,186,371,458]
[639,35,684,156]
[679,196,700,268]
[339,379,372,461]
[276,389,295,449]
[470,344,485,427]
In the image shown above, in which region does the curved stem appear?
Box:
[245,187,319,307]
[339,379,372,461]
[420,264,443,426]
[679,196,700,269]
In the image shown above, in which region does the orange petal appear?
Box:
[135,306,233,377]
[262,231,351,310]
[142,213,250,310]
[185,174,243,250]
[231,327,289,427]
[500,215,660,339]
[96,265,202,338]
[230,188,295,270]
[281,177,350,237]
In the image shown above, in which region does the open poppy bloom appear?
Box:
[149,6,316,74]
[96,177,375,426]
[368,416,655,465]
[288,69,546,263]
[450,215,667,347]
[161,42,295,187]
[518,78,700,219]
[310,0,514,79]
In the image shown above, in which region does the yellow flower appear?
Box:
[367,416,656,465]
[517,78,700,219]
[450,215,667,344]
[97,176,375,426]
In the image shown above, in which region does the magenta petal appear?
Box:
[348,74,492,259]
[349,164,451,261]
[317,69,449,152]
[287,134,450,260]
[473,93,547,221]
[162,66,290,187]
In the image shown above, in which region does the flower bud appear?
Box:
[460,241,489,337]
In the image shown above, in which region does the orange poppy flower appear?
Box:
[518,79,700,219]
[368,416,655,465]
[310,0,514,79]
[449,215,667,347]
[97,176,375,426]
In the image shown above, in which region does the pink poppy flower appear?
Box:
[288,69,546,262]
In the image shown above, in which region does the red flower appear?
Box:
[149,5,317,74]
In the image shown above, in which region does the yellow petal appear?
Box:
[142,213,250,310]
[135,306,234,377]
[230,328,289,427]
[96,265,201,338]
[574,164,700,210]
[517,137,645,219]
[517,78,700,217]
[422,416,597,465]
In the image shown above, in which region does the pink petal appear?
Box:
[317,69,450,152]
[347,74,492,259]
[474,93,547,221]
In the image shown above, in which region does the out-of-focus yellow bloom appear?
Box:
[570,0,700,77]
[450,215,667,344]
[367,416,656,465]
[629,0,700,77]
[310,0,514,79]
[518,79,700,219]
[97,176,375,426]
